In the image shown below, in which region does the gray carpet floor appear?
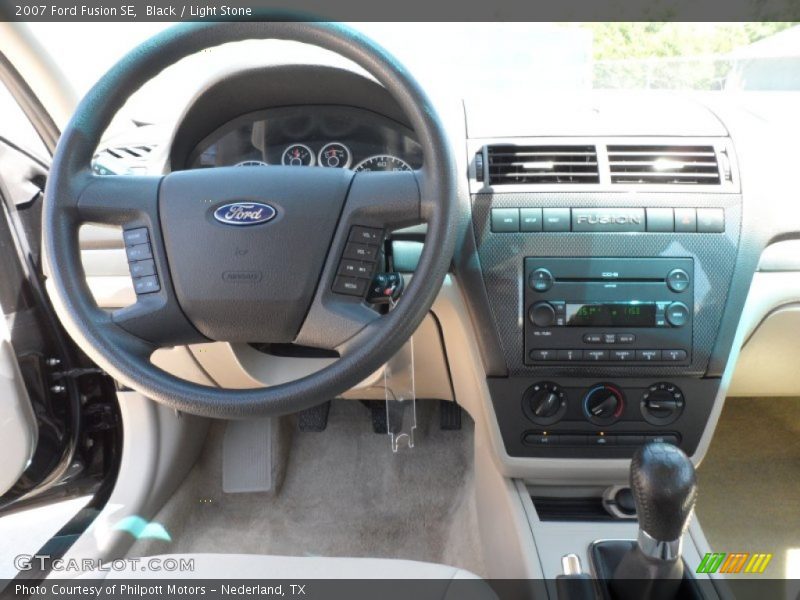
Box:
[696,397,800,579]
[129,400,485,576]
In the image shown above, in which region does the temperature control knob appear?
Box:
[523,382,567,426]
[583,384,625,426]
[529,302,556,327]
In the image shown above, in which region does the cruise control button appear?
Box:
[585,349,609,361]
[123,227,149,246]
[530,349,557,361]
[636,350,662,361]
[332,276,368,296]
[129,259,155,278]
[663,349,688,362]
[543,208,571,232]
[491,208,520,232]
[348,226,383,244]
[343,243,378,261]
[126,243,153,262]
[338,260,373,278]
[520,208,543,232]
[557,349,583,361]
[133,275,160,295]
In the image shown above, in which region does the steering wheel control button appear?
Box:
[126,243,153,262]
[666,268,690,293]
[332,277,368,297]
[674,208,698,232]
[129,259,156,278]
[696,208,725,233]
[641,383,685,425]
[348,226,383,245]
[338,260,373,278]
[522,382,567,425]
[133,275,160,295]
[529,268,554,292]
[666,302,690,327]
[645,208,674,232]
[520,208,543,232]
[529,302,557,328]
[583,384,625,426]
[123,227,149,246]
[367,272,404,304]
[663,349,688,362]
[491,208,520,233]
[543,208,571,232]
[343,242,379,262]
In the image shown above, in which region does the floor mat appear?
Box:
[129,400,485,575]
[696,397,800,579]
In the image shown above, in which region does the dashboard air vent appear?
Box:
[487,145,599,185]
[607,145,720,185]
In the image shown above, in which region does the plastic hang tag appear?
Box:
[383,336,416,453]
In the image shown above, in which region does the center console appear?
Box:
[461,130,746,461]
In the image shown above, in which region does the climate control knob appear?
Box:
[523,382,567,426]
[641,382,685,425]
[529,302,556,327]
[583,384,625,426]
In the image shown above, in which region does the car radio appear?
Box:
[524,257,693,365]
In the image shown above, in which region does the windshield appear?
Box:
[21,22,800,128]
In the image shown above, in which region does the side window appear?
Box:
[0,79,49,161]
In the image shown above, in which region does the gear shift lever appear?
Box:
[608,443,698,600]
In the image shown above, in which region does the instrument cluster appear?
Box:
[187,105,422,173]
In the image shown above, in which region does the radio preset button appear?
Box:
[530,349,557,361]
[666,302,690,327]
[666,268,690,293]
[529,268,554,292]
[636,350,662,361]
[557,349,583,361]
[585,349,609,361]
[663,349,688,361]
[611,349,635,361]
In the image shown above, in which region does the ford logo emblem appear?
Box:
[213,202,276,226]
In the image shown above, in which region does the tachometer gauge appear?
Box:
[235,160,268,167]
[353,155,412,172]
[282,144,315,167]
[318,142,352,169]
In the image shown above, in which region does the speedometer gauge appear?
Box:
[353,155,412,172]
[282,144,315,167]
[318,142,352,169]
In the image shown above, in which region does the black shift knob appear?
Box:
[630,443,697,542]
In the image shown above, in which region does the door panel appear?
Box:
[0,338,36,495]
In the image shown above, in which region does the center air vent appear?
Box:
[607,145,720,185]
[487,145,599,185]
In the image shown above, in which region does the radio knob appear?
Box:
[529,268,554,292]
[529,302,556,327]
[583,384,624,426]
[666,302,690,327]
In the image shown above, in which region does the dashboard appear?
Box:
[184,105,422,173]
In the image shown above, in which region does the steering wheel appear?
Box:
[43,22,457,419]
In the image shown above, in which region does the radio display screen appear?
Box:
[565,302,656,327]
